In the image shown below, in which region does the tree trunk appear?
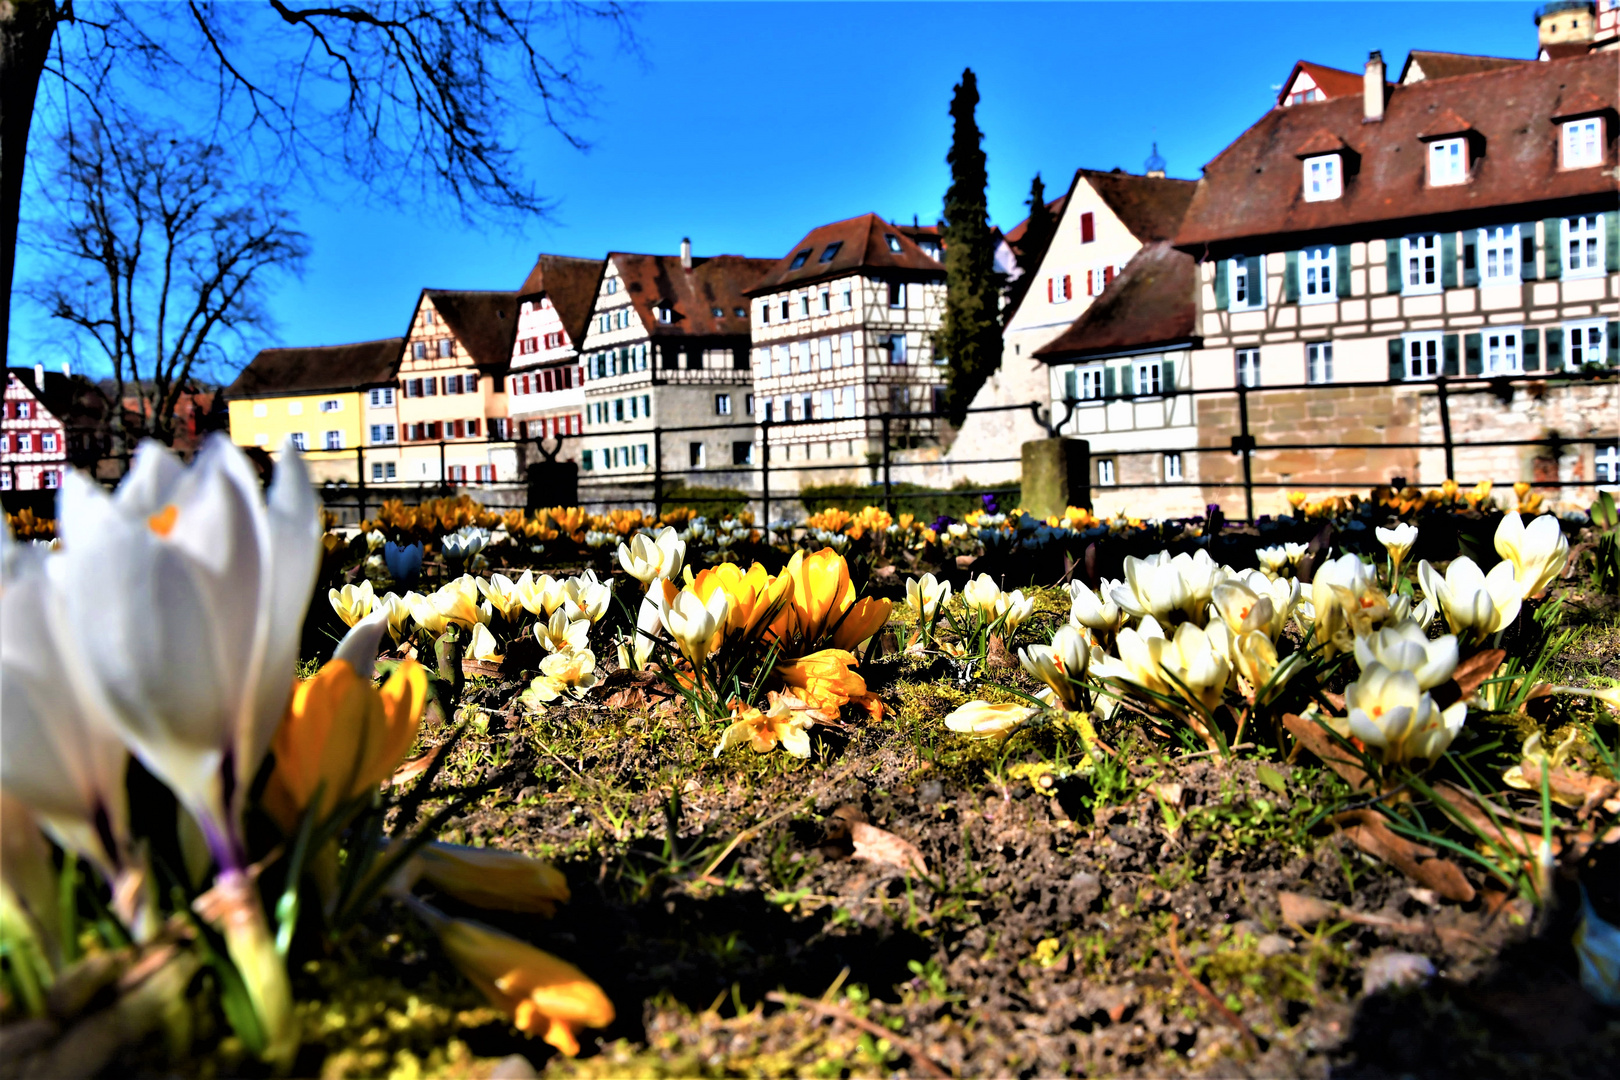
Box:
[0,0,62,366]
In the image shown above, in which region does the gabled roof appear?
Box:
[608,253,775,336]
[6,367,106,424]
[1175,51,1620,252]
[516,254,604,347]
[1399,50,1527,85]
[1072,168,1198,242]
[746,213,944,295]
[1277,61,1365,107]
[422,290,519,368]
[1031,242,1197,363]
[224,338,404,399]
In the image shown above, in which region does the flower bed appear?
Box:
[4,438,1620,1078]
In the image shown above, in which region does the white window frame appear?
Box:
[1048,273,1072,304]
[1428,137,1467,186]
[1402,234,1442,295]
[689,441,705,469]
[1302,154,1341,201]
[1302,245,1335,302]
[1404,332,1443,380]
[1229,257,1264,311]
[715,393,732,415]
[1596,443,1619,489]
[1235,348,1261,388]
[1567,319,1607,368]
[1135,359,1164,397]
[1484,328,1522,375]
[1563,118,1603,169]
[0,471,9,490]
[1097,459,1116,486]
[1079,365,1105,402]
[1479,224,1520,284]
[41,432,58,453]
[840,332,855,367]
[320,398,341,413]
[1164,452,1183,482]
[1306,341,1334,384]
[290,432,308,451]
[1566,214,1605,278]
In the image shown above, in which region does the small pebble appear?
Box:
[490,1054,538,1079]
[1257,934,1294,957]
[1362,951,1435,995]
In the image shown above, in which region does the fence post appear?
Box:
[881,413,894,518]
[1236,384,1255,522]
[438,439,447,489]
[652,426,664,519]
[760,418,771,539]
[355,444,367,523]
[1436,377,1456,480]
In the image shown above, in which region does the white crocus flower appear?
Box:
[520,648,598,707]
[376,592,413,644]
[1000,589,1035,633]
[1417,556,1523,644]
[476,573,527,621]
[1346,663,1466,765]
[1310,553,1391,655]
[565,571,613,623]
[943,700,1033,739]
[1254,545,1292,578]
[1018,624,1090,709]
[1210,580,1277,638]
[1353,620,1459,690]
[329,579,377,627]
[1375,523,1419,575]
[906,572,952,624]
[1091,615,1175,697]
[961,573,1003,618]
[618,527,685,586]
[51,435,319,865]
[467,622,504,664]
[1231,630,1304,703]
[1494,512,1569,600]
[1158,621,1232,717]
[1111,552,1191,625]
[534,608,591,654]
[659,587,730,669]
[1068,578,1123,634]
[365,529,387,553]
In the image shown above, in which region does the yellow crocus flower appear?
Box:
[396,842,571,916]
[329,580,377,627]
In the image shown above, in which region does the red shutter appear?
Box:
[1063,274,1072,299]
[1046,278,1053,302]
[1104,265,1116,286]
[1080,212,1095,243]
[1086,270,1095,295]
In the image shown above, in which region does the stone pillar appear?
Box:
[1020,438,1090,519]
[527,460,578,511]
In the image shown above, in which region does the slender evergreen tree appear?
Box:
[1018,173,1057,276]
[937,68,1003,426]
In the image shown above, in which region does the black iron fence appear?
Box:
[5,371,1615,526]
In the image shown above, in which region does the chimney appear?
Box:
[34,362,44,385]
[680,237,692,270]
[1363,50,1385,122]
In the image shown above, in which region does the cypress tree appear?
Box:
[1019,173,1057,276]
[937,67,1003,426]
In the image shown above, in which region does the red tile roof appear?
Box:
[610,253,775,336]
[1277,61,1365,107]
[1175,51,1620,253]
[515,254,604,347]
[423,290,519,369]
[1031,242,1198,362]
[746,213,943,295]
[1072,168,1198,242]
[225,338,404,399]
[1399,50,1527,84]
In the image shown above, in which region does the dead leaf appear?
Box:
[1452,648,1506,698]
[985,633,1014,670]
[1512,760,1620,821]
[1430,783,1560,858]
[1335,808,1476,902]
[1146,781,1184,808]
[389,744,442,787]
[597,669,682,715]
[850,821,929,878]
[1278,890,1337,926]
[1283,713,1371,791]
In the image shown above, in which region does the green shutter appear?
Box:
[1104,366,1116,397]
[1386,238,1403,293]
[1607,211,1619,273]
[1609,321,1619,366]
[1464,332,1482,375]
[1463,233,1478,288]
[1284,251,1300,303]
[1443,334,1459,376]
[1161,358,1175,394]
[1064,370,1077,400]
[1519,223,1537,281]
[1246,255,1264,305]
[1441,232,1458,289]
[1388,338,1405,381]
[1543,218,1563,278]
[1121,364,1134,396]
[1336,244,1351,298]
[1523,328,1540,372]
[1545,328,1564,372]
[1214,260,1229,310]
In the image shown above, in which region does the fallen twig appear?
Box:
[765,990,950,1078]
[1166,914,1261,1059]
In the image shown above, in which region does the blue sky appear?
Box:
[16,2,1541,375]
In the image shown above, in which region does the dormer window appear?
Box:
[885,234,902,253]
[819,241,843,263]
[788,249,812,270]
[605,278,618,295]
[655,304,673,324]
[1427,138,1467,185]
[1563,118,1604,168]
[1302,154,1341,201]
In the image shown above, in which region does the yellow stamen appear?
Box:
[148,505,179,536]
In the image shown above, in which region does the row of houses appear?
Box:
[12,6,1613,515]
